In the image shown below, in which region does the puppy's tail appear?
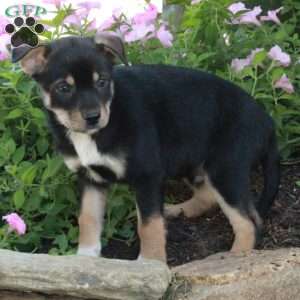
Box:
[257,132,280,218]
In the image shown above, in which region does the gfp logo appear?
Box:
[5,5,47,18]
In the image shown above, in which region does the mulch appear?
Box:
[102,164,300,267]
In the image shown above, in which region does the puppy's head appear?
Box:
[13,32,127,134]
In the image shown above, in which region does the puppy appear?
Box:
[12,32,280,262]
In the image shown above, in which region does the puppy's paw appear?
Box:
[137,254,167,264]
[164,203,183,219]
[77,242,101,257]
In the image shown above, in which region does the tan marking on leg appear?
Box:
[137,210,166,262]
[205,178,256,252]
[165,177,217,218]
[77,186,106,257]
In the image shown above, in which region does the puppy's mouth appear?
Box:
[84,122,101,134]
[51,103,111,134]
[72,115,102,134]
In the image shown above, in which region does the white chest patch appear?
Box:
[64,156,81,172]
[68,131,126,180]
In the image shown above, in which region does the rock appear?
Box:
[172,248,300,300]
[0,291,73,300]
[0,249,171,300]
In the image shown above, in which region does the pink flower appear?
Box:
[124,23,155,43]
[119,24,130,36]
[191,0,202,5]
[268,45,291,67]
[2,213,26,235]
[248,48,264,61]
[64,14,82,27]
[43,0,63,9]
[231,57,251,72]
[98,17,115,31]
[228,2,248,14]
[231,48,264,72]
[78,1,101,11]
[87,18,97,31]
[0,34,11,61]
[133,4,158,25]
[156,25,173,47]
[0,52,6,60]
[65,1,101,28]
[260,7,283,25]
[112,8,122,19]
[274,74,294,94]
[239,6,262,26]
[0,16,9,35]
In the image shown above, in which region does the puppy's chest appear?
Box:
[64,131,126,183]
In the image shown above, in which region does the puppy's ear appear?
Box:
[94,31,128,66]
[12,45,49,76]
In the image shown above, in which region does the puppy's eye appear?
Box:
[96,78,108,88]
[55,82,72,94]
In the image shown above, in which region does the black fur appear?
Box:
[18,36,280,245]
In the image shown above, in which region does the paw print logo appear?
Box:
[5,17,44,48]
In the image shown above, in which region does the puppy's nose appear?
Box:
[82,111,100,126]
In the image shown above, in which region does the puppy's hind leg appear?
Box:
[164,176,217,219]
[217,195,258,252]
[208,174,261,252]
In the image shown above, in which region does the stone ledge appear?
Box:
[172,248,300,300]
[0,249,171,300]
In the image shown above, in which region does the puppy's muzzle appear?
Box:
[82,110,101,127]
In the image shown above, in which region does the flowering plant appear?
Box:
[178,0,299,158]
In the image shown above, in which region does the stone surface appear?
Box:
[0,249,171,300]
[172,248,300,300]
[0,291,75,300]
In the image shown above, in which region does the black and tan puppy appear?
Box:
[12,33,280,262]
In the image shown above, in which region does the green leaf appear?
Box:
[5,108,23,120]
[53,10,69,27]
[197,52,216,64]
[67,226,79,243]
[54,234,68,252]
[204,22,218,46]
[12,146,25,165]
[29,108,45,120]
[13,189,25,209]
[252,50,267,66]
[240,66,254,79]
[271,68,285,82]
[1,139,16,160]
[36,138,49,156]
[25,191,41,211]
[49,203,67,216]
[42,157,64,182]
[21,165,37,185]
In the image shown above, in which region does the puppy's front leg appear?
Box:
[77,185,106,257]
[136,180,166,263]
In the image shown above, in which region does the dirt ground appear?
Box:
[102,164,300,267]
